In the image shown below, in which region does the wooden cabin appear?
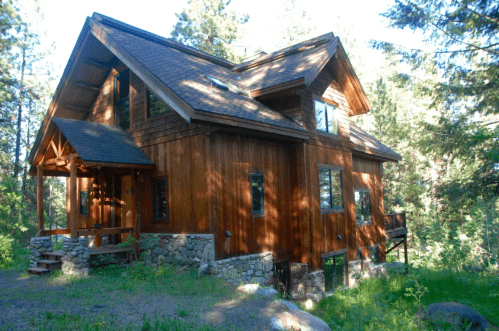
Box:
[29,13,407,286]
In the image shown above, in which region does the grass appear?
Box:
[311,266,499,330]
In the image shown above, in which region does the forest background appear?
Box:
[0,0,497,271]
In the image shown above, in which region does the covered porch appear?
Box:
[30,117,155,247]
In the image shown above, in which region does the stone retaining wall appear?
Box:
[139,233,215,267]
[29,236,53,267]
[290,263,326,302]
[62,238,90,276]
[211,252,274,285]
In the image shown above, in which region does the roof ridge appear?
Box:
[232,32,335,73]
[92,12,234,68]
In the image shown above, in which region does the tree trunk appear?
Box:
[13,26,27,183]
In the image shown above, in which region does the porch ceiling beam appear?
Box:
[73,81,100,93]
[64,104,89,113]
[43,153,79,166]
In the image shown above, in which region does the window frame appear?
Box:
[314,98,339,135]
[114,69,130,130]
[323,251,347,292]
[80,190,88,216]
[153,176,169,221]
[318,164,344,213]
[146,89,170,118]
[250,172,265,217]
[354,187,372,226]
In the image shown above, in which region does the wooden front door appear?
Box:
[121,175,134,242]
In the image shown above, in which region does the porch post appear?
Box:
[69,157,78,238]
[36,166,44,231]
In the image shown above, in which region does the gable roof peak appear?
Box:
[91,12,234,68]
[232,32,335,73]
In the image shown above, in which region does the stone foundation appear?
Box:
[62,237,90,276]
[139,233,215,267]
[290,263,326,302]
[348,259,388,286]
[29,236,53,267]
[211,252,274,285]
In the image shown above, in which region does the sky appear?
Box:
[23,0,423,88]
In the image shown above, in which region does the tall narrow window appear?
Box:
[80,191,88,215]
[251,174,264,215]
[147,89,170,118]
[369,246,380,264]
[319,168,343,210]
[114,69,130,130]
[324,253,346,291]
[355,188,371,224]
[315,99,339,135]
[153,177,168,221]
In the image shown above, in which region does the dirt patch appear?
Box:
[0,270,287,330]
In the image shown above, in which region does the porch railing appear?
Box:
[384,212,406,232]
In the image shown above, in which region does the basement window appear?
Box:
[80,191,88,215]
[315,99,339,135]
[355,188,371,225]
[147,89,170,118]
[323,252,346,292]
[153,177,168,221]
[251,173,265,216]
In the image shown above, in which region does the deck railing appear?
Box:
[384,212,406,232]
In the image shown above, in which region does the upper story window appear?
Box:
[319,167,344,211]
[147,89,170,118]
[315,99,339,135]
[250,173,264,216]
[114,69,130,130]
[80,190,88,215]
[355,188,371,225]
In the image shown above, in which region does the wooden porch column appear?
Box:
[36,166,44,231]
[132,169,139,242]
[69,157,78,238]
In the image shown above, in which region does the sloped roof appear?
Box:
[350,123,402,161]
[53,117,154,166]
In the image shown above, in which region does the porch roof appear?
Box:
[52,117,154,167]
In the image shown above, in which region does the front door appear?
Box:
[121,175,133,242]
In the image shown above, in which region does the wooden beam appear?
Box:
[37,170,95,178]
[386,239,404,254]
[77,227,134,236]
[73,81,100,93]
[69,157,78,238]
[42,229,71,236]
[37,166,44,231]
[82,161,154,169]
[64,104,89,113]
[86,59,113,69]
[131,169,138,242]
[43,153,79,166]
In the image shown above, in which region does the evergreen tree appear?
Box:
[171,0,248,62]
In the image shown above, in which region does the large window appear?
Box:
[153,177,168,221]
[80,191,88,215]
[319,167,343,210]
[147,89,170,118]
[324,253,346,291]
[114,69,130,130]
[251,173,264,216]
[315,99,339,135]
[355,188,371,225]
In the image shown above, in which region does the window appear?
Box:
[315,99,339,135]
[319,168,343,210]
[355,188,371,224]
[369,246,380,264]
[324,253,346,291]
[251,174,264,215]
[153,178,168,221]
[114,69,130,130]
[147,89,170,118]
[80,191,88,215]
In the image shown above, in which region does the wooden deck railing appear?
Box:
[384,212,406,232]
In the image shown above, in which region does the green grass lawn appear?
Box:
[310,267,499,330]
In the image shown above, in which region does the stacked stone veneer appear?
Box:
[348,259,388,286]
[29,236,53,267]
[62,237,90,276]
[140,234,215,267]
[290,263,326,301]
[211,252,274,285]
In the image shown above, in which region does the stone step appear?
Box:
[27,267,50,275]
[42,251,64,261]
[37,259,62,272]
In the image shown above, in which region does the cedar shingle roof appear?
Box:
[53,117,154,166]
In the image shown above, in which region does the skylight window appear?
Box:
[206,75,229,91]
